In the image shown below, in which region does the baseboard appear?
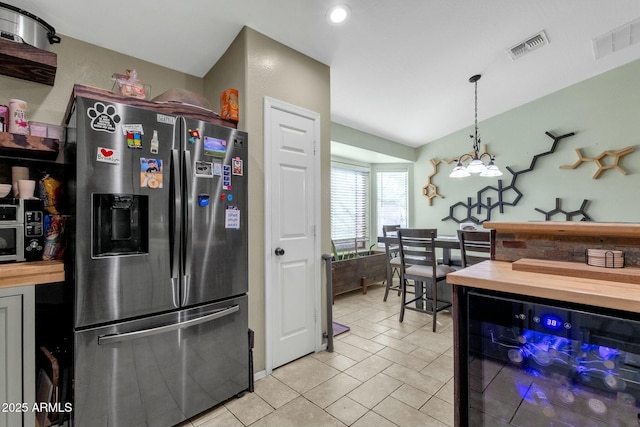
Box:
[254,369,268,381]
[254,345,329,383]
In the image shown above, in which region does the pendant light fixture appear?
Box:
[449,74,502,178]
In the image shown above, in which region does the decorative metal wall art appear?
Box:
[560,146,634,179]
[442,131,576,224]
[534,198,592,221]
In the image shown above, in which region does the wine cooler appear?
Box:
[464,290,640,427]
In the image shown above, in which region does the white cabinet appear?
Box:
[0,285,35,427]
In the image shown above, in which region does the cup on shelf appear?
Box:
[16,179,36,199]
[11,166,30,198]
[11,165,29,182]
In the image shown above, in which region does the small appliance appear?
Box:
[0,2,60,50]
[464,289,640,426]
[0,198,44,262]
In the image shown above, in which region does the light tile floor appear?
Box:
[180,283,454,427]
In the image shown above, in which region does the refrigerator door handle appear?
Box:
[171,148,182,307]
[171,148,181,279]
[97,304,240,345]
[184,149,194,282]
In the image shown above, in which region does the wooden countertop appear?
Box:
[482,221,640,237]
[446,260,640,314]
[0,261,64,288]
[512,258,640,284]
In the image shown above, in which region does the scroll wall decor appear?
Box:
[442,131,576,224]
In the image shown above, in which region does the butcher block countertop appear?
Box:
[447,260,640,314]
[0,261,64,289]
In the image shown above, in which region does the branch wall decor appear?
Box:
[442,131,576,224]
[559,146,634,179]
[534,198,592,221]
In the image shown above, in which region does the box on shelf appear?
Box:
[29,121,48,137]
[26,122,63,140]
[47,124,63,140]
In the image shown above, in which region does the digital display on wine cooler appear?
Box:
[542,314,563,330]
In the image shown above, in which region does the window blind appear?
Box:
[376,169,408,236]
[331,164,369,250]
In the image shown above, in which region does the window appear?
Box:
[376,169,408,236]
[330,164,369,251]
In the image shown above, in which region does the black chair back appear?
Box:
[397,228,455,331]
[397,228,438,279]
[382,224,400,238]
[457,229,495,268]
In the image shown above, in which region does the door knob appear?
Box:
[275,247,285,256]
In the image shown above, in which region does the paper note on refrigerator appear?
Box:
[225,206,240,229]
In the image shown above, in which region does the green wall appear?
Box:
[0,36,202,127]
[413,58,640,234]
[332,122,416,162]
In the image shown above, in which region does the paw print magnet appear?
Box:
[87,102,121,133]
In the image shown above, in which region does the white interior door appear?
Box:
[264,97,320,371]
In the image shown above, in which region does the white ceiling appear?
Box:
[10,1,640,150]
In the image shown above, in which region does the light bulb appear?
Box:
[449,163,470,178]
[466,158,487,174]
[480,160,502,177]
[327,5,351,25]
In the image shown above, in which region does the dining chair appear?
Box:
[382,224,402,301]
[397,228,457,332]
[457,229,496,267]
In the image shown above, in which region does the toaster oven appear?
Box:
[0,198,44,262]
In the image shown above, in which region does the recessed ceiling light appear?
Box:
[326,5,351,25]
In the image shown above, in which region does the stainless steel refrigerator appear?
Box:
[65,87,249,427]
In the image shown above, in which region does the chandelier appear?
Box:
[449,74,502,178]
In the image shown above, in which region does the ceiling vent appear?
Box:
[593,17,640,60]
[507,31,549,60]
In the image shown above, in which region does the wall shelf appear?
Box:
[483,221,640,237]
[0,38,57,86]
[0,131,60,161]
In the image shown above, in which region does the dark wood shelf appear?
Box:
[0,38,56,86]
[0,132,60,161]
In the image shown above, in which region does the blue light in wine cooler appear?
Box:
[541,314,563,330]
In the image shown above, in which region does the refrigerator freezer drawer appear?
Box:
[73,295,249,427]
